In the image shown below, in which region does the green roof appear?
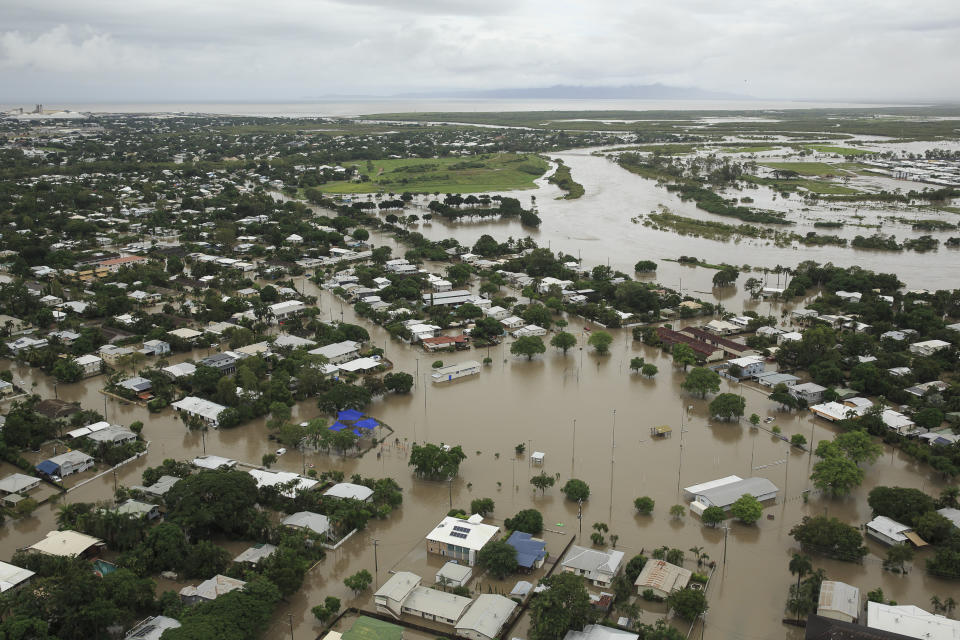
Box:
[342,617,403,640]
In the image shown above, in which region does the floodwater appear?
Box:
[3,142,960,639]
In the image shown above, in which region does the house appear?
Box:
[425,515,500,566]
[436,562,472,588]
[809,400,871,422]
[233,543,278,565]
[0,561,35,594]
[506,531,547,570]
[162,362,196,379]
[324,483,374,502]
[122,616,181,640]
[483,306,509,321]
[200,353,237,375]
[168,327,203,343]
[422,335,469,352]
[501,316,526,330]
[560,545,624,588]
[866,516,927,547]
[937,507,960,529]
[282,511,330,537]
[432,361,481,383]
[564,625,639,640]
[633,559,691,599]
[755,372,799,388]
[132,474,181,498]
[455,594,518,640]
[704,319,742,335]
[513,324,546,338]
[881,410,916,435]
[0,473,40,495]
[905,380,950,398]
[909,340,951,356]
[248,470,318,497]
[179,575,246,606]
[28,530,104,558]
[99,344,134,365]
[87,425,137,445]
[374,571,421,619]
[778,331,803,344]
[309,340,361,364]
[128,290,161,304]
[339,357,383,373]
[790,382,827,405]
[400,584,472,624]
[817,581,861,624]
[115,500,161,520]
[270,300,306,321]
[408,323,442,342]
[36,451,94,478]
[286,233,303,244]
[192,455,237,470]
[727,355,765,378]
[173,397,227,426]
[685,476,778,513]
[118,376,153,395]
[867,601,960,639]
[6,336,48,353]
[141,339,170,356]
[272,334,317,350]
[74,354,103,377]
[656,328,725,362]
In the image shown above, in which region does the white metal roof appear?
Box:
[374,571,420,602]
[192,455,237,469]
[866,516,911,543]
[0,473,40,494]
[282,511,330,535]
[324,483,374,501]
[684,475,742,496]
[173,396,226,421]
[818,581,860,620]
[403,586,472,622]
[28,530,102,557]
[456,594,517,638]
[0,561,35,592]
[867,602,960,640]
[426,516,499,551]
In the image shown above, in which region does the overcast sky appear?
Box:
[2,0,959,104]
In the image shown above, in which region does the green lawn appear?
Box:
[315,153,549,194]
[722,146,779,153]
[804,144,874,157]
[746,174,860,195]
[760,162,852,177]
[342,617,403,640]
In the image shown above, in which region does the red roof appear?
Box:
[656,327,718,357]
[422,335,467,345]
[682,327,753,354]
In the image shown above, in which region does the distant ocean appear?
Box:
[2,99,911,118]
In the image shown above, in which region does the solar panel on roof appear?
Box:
[452,525,470,533]
[450,531,468,539]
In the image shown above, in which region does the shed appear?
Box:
[817,580,861,624]
[436,561,472,588]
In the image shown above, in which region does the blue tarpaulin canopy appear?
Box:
[36,460,59,475]
[352,429,364,436]
[354,418,378,430]
[337,409,364,422]
[328,422,349,432]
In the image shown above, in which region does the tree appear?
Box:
[164,470,261,539]
[550,331,576,355]
[634,496,655,515]
[624,554,648,583]
[344,569,373,594]
[511,336,546,360]
[531,472,556,495]
[833,430,882,465]
[667,587,708,621]
[588,330,613,355]
[915,511,953,544]
[670,504,686,519]
[561,478,590,502]
[790,434,807,447]
[383,372,414,393]
[641,363,658,377]
[470,497,495,516]
[477,540,519,579]
[769,383,799,411]
[634,260,657,272]
[671,343,697,369]
[914,407,945,430]
[787,554,814,620]
[408,443,467,479]
[883,544,914,573]
[701,506,726,527]
[261,453,277,469]
[629,357,645,372]
[446,263,472,287]
[505,509,543,534]
[868,486,937,526]
[712,267,739,288]
[811,455,865,498]
[790,516,868,561]
[52,359,83,383]
[730,494,763,524]
[709,393,746,421]
[528,572,591,640]
[681,367,721,398]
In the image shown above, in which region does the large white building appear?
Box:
[560,546,624,588]
[867,601,960,640]
[817,581,860,624]
[425,515,500,566]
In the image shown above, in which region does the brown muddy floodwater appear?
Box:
[3,151,959,639]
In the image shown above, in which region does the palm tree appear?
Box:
[789,554,813,621]
[944,597,956,617]
[931,595,944,614]
[689,546,705,566]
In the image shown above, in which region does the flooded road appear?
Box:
[2,271,955,639]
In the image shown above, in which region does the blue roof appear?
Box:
[507,531,547,568]
[354,418,378,430]
[36,460,59,475]
[328,422,349,432]
[337,409,364,422]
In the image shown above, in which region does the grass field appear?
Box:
[315,153,549,194]
[760,162,852,177]
[804,144,874,157]
[721,145,779,153]
[341,616,403,640]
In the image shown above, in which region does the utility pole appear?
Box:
[287,613,294,640]
[372,538,380,588]
[448,477,453,509]
[723,525,729,567]
[577,499,583,537]
[609,409,616,523]
[571,418,576,473]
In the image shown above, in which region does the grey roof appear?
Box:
[694,477,778,508]
[0,473,40,494]
[324,482,374,501]
[123,616,182,640]
[233,543,278,564]
[135,475,181,496]
[374,571,420,602]
[115,500,157,517]
[564,624,639,640]
[561,546,624,579]
[402,586,472,622]
[282,511,330,535]
[456,594,517,638]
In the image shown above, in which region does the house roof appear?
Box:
[561,545,624,579]
[122,616,181,640]
[29,530,103,557]
[0,561,35,592]
[115,500,157,517]
[866,516,911,543]
[179,575,246,601]
[0,473,40,494]
[564,625,639,640]
[248,470,318,497]
[309,340,360,359]
[692,477,778,508]
[191,455,237,469]
[437,561,472,582]
[455,594,517,638]
[324,483,374,501]
[403,586,472,622]
[282,511,330,535]
[634,559,692,594]
[233,543,278,564]
[818,581,860,620]
[506,531,547,568]
[867,602,960,640]
[374,571,420,602]
[426,516,499,551]
[173,397,226,421]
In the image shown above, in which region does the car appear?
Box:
[276,448,287,456]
